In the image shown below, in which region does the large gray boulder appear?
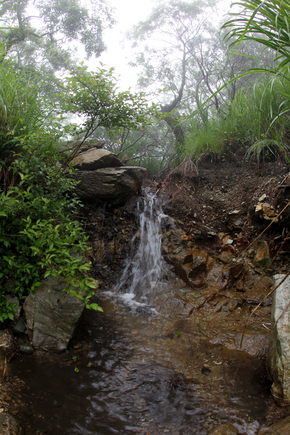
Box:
[71,148,124,171]
[268,274,290,403]
[23,276,85,352]
[73,166,147,200]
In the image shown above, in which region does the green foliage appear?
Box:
[61,65,157,131]
[58,65,158,168]
[0,0,114,74]
[223,0,290,73]
[0,298,16,323]
[0,62,102,321]
[218,0,290,162]
[185,76,290,160]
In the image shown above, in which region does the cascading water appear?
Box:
[116,188,170,304]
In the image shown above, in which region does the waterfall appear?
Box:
[116,189,169,304]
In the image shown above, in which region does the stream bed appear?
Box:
[10,190,283,434]
[12,291,275,435]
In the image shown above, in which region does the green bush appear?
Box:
[0,62,102,321]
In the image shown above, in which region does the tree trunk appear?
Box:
[160,47,186,150]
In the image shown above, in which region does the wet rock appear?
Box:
[218,250,235,264]
[258,415,290,434]
[71,148,124,171]
[0,412,24,434]
[191,250,208,273]
[23,276,85,352]
[268,274,290,403]
[227,261,247,291]
[12,317,26,334]
[72,166,147,200]
[255,198,278,221]
[19,344,34,355]
[154,294,193,316]
[164,249,209,288]
[200,315,269,356]
[206,263,229,291]
[254,240,271,268]
[207,423,239,434]
[245,276,273,305]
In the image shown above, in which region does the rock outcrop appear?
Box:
[71,148,124,171]
[73,166,147,200]
[70,148,146,201]
[23,276,85,352]
[268,274,290,403]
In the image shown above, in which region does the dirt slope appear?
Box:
[154,152,290,271]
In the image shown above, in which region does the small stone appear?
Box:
[253,240,271,268]
[19,345,34,355]
[207,423,238,434]
[258,194,267,202]
[0,412,24,434]
[12,318,26,334]
[218,251,235,264]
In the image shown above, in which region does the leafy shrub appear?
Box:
[0,62,102,321]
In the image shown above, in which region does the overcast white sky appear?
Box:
[89,0,233,91]
[89,0,156,90]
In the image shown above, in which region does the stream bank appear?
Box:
[2,151,290,434]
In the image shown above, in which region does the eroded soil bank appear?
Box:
[2,152,290,434]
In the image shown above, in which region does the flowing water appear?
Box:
[116,189,169,302]
[11,191,274,435]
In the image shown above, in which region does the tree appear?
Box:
[128,0,277,146]
[0,0,114,73]
[94,121,176,172]
[127,0,218,152]
[58,64,159,170]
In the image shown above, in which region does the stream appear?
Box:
[12,191,274,435]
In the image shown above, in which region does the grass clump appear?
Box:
[185,76,290,162]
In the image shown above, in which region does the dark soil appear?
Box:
[157,152,290,239]
[81,151,290,284]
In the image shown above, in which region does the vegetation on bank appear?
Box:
[125,0,290,170]
[184,0,290,162]
[0,60,156,321]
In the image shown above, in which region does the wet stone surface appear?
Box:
[7,291,290,435]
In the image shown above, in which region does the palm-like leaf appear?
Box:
[223,0,290,73]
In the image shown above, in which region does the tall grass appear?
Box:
[185,76,290,161]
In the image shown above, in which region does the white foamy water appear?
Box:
[115,189,169,305]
